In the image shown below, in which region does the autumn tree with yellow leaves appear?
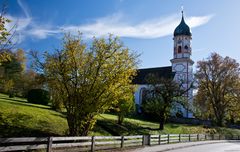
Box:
[31,34,138,136]
[195,53,240,126]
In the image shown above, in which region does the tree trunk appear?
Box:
[65,97,96,136]
[80,121,91,136]
[216,115,224,127]
[159,119,164,130]
[159,111,165,130]
[118,114,124,125]
[214,107,225,127]
[67,113,78,136]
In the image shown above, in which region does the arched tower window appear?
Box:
[178,46,182,53]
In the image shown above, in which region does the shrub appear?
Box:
[176,110,184,118]
[27,89,50,105]
[8,91,15,98]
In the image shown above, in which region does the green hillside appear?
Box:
[0,94,68,137]
[0,93,240,137]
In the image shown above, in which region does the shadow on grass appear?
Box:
[0,125,59,138]
[0,96,27,103]
[96,118,159,136]
[0,112,61,138]
[168,124,180,128]
[215,127,238,136]
[92,122,113,136]
[51,113,66,119]
[0,96,51,110]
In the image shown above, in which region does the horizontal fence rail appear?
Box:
[0,134,239,152]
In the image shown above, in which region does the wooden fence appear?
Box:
[0,134,239,152]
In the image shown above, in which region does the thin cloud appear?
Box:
[28,27,60,39]
[6,0,59,42]
[26,26,60,40]
[17,0,31,18]
[62,13,213,39]
[188,15,214,28]
[5,0,32,43]
[9,0,214,42]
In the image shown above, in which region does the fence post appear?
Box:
[142,135,145,146]
[148,135,151,146]
[121,136,124,148]
[91,136,95,152]
[219,134,221,140]
[189,134,191,142]
[197,134,199,141]
[47,137,53,152]
[212,134,214,140]
[142,135,151,146]
[238,135,240,140]
[167,134,170,144]
[158,135,161,145]
[179,134,181,142]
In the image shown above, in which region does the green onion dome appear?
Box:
[174,14,191,36]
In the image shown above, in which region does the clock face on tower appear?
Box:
[174,64,185,72]
[176,73,185,82]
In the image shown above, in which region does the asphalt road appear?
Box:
[129,141,240,152]
[167,142,240,152]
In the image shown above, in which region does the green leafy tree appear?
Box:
[0,3,11,46]
[0,2,16,64]
[142,74,191,130]
[31,34,138,136]
[0,49,26,96]
[20,70,45,97]
[0,2,20,96]
[195,53,240,126]
[114,88,135,125]
[3,79,13,96]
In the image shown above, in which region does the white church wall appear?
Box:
[134,84,148,113]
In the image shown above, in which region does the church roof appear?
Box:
[174,13,191,37]
[132,66,175,85]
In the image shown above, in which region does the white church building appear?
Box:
[133,11,194,118]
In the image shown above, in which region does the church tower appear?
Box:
[171,11,194,118]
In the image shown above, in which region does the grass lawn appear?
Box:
[0,93,68,137]
[97,114,225,136]
[1,93,240,137]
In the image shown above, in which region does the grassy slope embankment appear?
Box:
[0,93,240,137]
[0,93,68,137]
[97,114,240,136]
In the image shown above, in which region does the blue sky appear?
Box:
[6,0,240,69]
